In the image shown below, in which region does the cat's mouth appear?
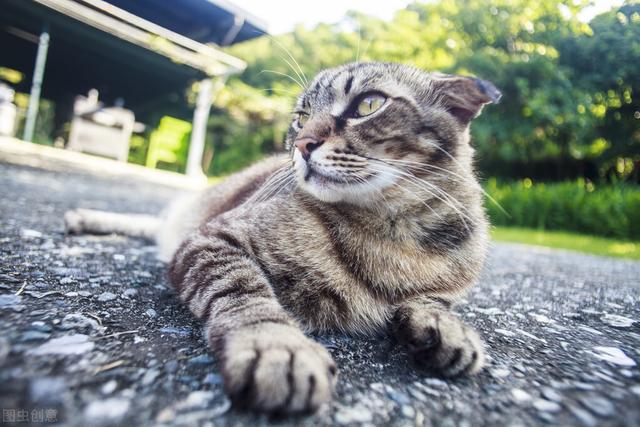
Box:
[303,165,347,185]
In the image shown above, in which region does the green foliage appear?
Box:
[217,0,639,182]
[204,80,291,176]
[127,134,148,165]
[558,3,640,180]
[13,92,55,145]
[492,227,640,259]
[485,179,640,240]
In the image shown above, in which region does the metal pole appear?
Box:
[186,76,226,178]
[23,23,50,142]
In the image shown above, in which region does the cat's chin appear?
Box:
[298,177,383,206]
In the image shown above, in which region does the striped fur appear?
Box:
[67,62,500,413]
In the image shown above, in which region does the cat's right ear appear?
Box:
[431,73,502,125]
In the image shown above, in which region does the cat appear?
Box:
[65,61,501,414]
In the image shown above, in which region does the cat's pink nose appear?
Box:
[294,137,324,161]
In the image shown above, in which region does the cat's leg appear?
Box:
[65,209,160,239]
[168,230,337,413]
[391,295,485,376]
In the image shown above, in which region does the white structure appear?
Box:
[66,89,135,162]
[0,84,17,137]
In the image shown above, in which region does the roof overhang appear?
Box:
[0,0,254,113]
[104,0,269,46]
[33,0,246,76]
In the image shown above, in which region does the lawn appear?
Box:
[492,227,640,260]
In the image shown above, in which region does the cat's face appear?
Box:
[286,62,500,205]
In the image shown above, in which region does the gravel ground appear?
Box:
[0,160,639,427]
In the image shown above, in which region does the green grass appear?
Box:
[492,227,640,260]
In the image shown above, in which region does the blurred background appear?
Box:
[1,0,638,258]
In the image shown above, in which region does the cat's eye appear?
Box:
[297,113,309,127]
[356,94,386,117]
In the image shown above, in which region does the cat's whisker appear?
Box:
[373,157,509,217]
[351,172,389,209]
[243,163,293,205]
[368,162,466,210]
[269,174,297,201]
[367,159,471,214]
[359,32,374,62]
[252,170,295,204]
[376,158,473,187]
[367,164,473,230]
[259,70,305,89]
[251,29,309,86]
[355,17,362,62]
[278,55,308,90]
[268,35,309,86]
[259,88,301,97]
[419,141,508,214]
[366,165,447,223]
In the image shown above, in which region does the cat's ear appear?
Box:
[431,73,501,125]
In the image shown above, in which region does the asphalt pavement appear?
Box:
[0,160,639,427]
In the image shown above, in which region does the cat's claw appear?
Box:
[396,310,485,377]
[219,323,337,413]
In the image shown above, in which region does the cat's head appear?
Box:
[285,62,500,205]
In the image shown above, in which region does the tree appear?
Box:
[212,0,638,182]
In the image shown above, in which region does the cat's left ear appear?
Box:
[431,74,502,125]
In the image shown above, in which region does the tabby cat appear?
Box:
[65,62,501,414]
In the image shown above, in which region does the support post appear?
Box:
[23,23,50,143]
[186,76,225,178]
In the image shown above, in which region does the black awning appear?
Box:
[104,0,268,45]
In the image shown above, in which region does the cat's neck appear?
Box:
[299,190,448,241]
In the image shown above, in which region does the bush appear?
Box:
[484,179,640,240]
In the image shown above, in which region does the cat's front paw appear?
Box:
[219,323,337,413]
[394,309,485,377]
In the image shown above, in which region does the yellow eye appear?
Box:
[356,94,386,117]
[297,113,309,127]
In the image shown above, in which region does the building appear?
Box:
[0,0,267,177]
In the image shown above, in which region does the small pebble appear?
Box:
[141,369,160,386]
[28,334,94,356]
[101,380,118,395]
[491,368,510,378]
[591,347,636,367]
[401,405,415,419]
[203,373,223,385]
[335,405,373,425]
[97,292,117,302]
[60,313,101,332]
[29,377,68,405]
[569,405,598,427]
[541,387,563,402]
[533,399,561,413]
[177,391,214,410]
[84,398,130,422]
[511,388,532,403]
[188,354,214,366]
[30,321,52,333]
[122,288,137,298]
[20,331,51,342]
[600,314,635,328]
[579,395,615,417]
[0,294,22,308]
